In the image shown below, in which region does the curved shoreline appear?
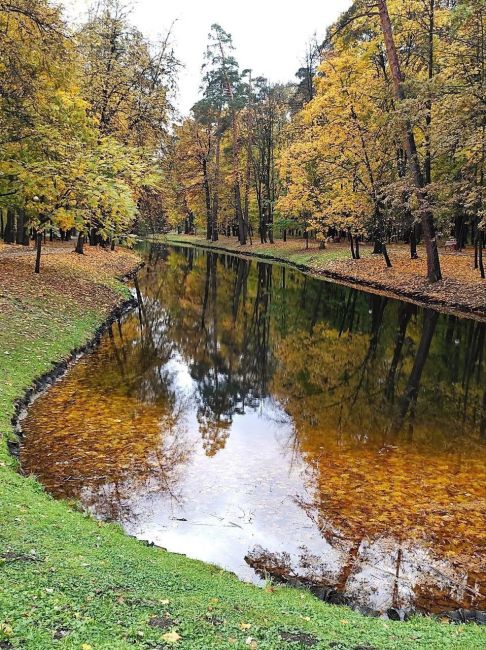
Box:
[2,248,484,648]
[8,262,143,457]
[9,294,139,458]
[163,236,486,322]
[11,249,485,624]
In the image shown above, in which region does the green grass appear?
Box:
[0,254,484,649]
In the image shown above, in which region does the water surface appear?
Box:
[21,244,486,615]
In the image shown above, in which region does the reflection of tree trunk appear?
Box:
[480,388,486,441]
[210,253,218,370]
[300,277,308,310]
[249,263,272,395]
[108,324,126,378]
[339,291,357,337]
[350,296,388,408]
[462,322,485,425]
[133,275,147,327]
[232,259,249,323]
[201,254,211,330]
[392,546,403,609]
[395,309,439,431]
[335,537,362,593]
[385,304,415,402]
[369,295,388,356]
[310,285,323,332]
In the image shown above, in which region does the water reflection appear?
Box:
[21,244,486,614]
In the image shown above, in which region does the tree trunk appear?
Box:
[410,224,418,259]
[479,230,485,279]
[211,135,220,242]
[35,232,43,273]
[219,45,245,245]
[16,209,28,245]
[349,231,356,259]
[373,240,383,254]
[4,208,15,244]
[382,243,392,268]
[202,155,213,241]
[244,73,254,241]
[378,0,442,282]
[424,0,435,186]
[75,232,84,254]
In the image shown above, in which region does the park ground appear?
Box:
[163,234,486,321]
[0,242,484,649]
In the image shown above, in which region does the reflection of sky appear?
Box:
[107,352,343,581]
[127,406,342,584]
[78,346,476,613]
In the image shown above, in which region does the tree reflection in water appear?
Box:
[21,244,486,614]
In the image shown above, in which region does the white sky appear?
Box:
[64,0,352,115]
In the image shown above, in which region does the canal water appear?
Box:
[21,244,486,615]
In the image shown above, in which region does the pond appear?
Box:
[21,244,486,616]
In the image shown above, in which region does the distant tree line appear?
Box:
[166,1,485,282]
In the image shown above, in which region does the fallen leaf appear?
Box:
[162,631,181,644]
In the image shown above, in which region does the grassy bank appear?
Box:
[0,246,484,649]
[163,234,486,320]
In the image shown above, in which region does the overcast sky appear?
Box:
[65,0,352,115]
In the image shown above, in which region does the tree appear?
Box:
[377,0,442,281]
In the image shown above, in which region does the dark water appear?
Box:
[21,244,486,615]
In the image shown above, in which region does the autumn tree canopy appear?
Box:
[0,0,178,269]
[1,0,485,281]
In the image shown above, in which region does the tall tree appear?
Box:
[377,0,442,281]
